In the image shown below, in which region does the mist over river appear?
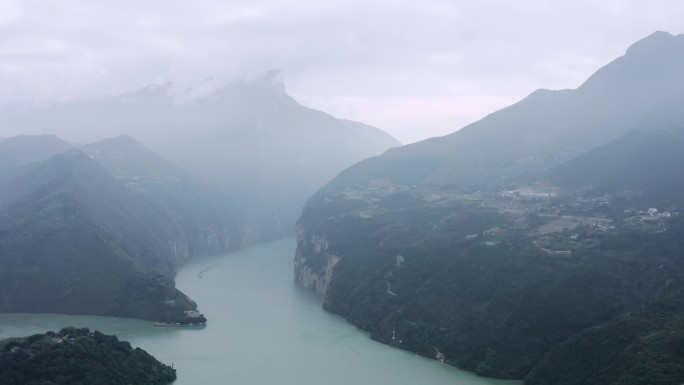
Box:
[0,239,517,385]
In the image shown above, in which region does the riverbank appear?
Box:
[0,239,518,385]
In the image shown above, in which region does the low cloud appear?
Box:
[0,0,682,142]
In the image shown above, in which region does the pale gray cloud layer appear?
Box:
[0,0,682,143]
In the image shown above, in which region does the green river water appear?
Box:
[0,239,518,385]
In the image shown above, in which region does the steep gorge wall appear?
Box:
[293,225,341,295]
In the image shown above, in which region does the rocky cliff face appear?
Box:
[82,135,250,267]
[293,226,340,294]
[293,32,684,384]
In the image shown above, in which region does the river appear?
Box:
[0,239,518,385]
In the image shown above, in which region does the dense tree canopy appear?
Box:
[0,327,176,385]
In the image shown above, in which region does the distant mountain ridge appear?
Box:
[82,135,190,179]
[0,135,245,321]
[0,72,401,239]
[0,123,393,321]
[82,135,248,261]
[294,31,684,384]
[0,134,73,169]
[547,126,684,207]
[0,150,195,320]
[316,31,684,196]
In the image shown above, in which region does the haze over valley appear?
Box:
[1,2,684,384]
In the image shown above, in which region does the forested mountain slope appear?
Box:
[0,134,73,169]
[0,150,200,322]
[295,32,684,384]
[0,327,176,385]
[0,72,400,239]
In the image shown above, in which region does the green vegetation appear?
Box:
[295,32,684,384]
[548,126,684,207]
[0,327,176,385]
[526,287,684,385]
[0,149,203,322]
[308,201,684,382]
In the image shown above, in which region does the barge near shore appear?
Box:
[153,322,206,328]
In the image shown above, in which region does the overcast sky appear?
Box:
[0,1,682,143]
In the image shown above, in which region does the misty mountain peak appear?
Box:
[59,148,101,166]
[625,31,684,57]
[19,148,117,190]
[82,134,150,158]
[169,71,287,103]
[97,134,144,148]
[256,69,285,92]
[578,31,684,93]
[230,69,287,101]
[117,82,173,104]
[82,135,187,180]
[0,134,73,168]
[2,134,67,146]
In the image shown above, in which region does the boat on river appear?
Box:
[153,322,207,328]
